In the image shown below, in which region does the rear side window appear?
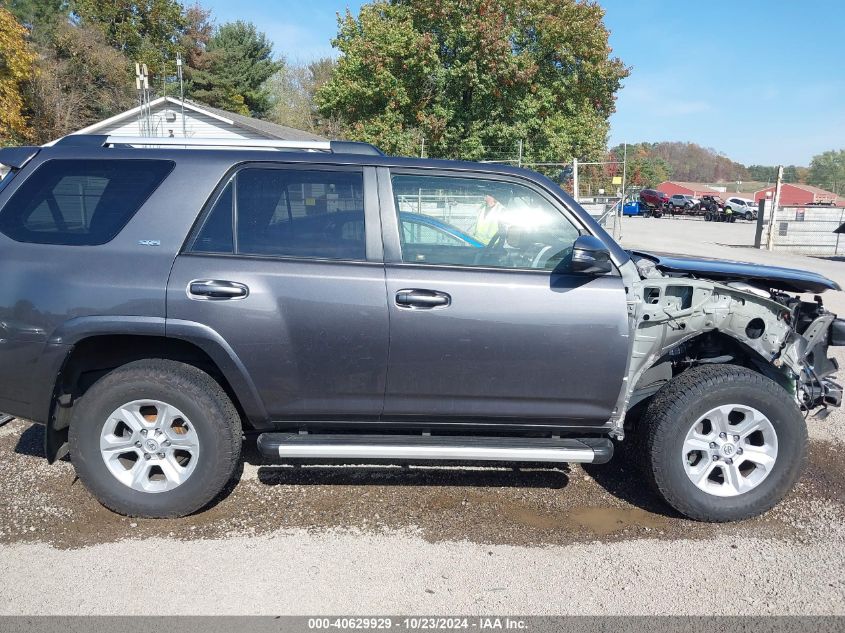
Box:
[191,167,366,261]
[0,159,173,246]
[192,182,234,254]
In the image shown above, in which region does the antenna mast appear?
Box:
[135,63,152,136]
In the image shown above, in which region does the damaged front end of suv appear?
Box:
[612,251,844,437]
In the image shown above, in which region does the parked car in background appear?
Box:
[638,189,668,217]
[696,195,723,218]
[669,194,699,212]
[724,197,758,221]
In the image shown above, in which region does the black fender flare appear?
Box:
[42,316,269,462]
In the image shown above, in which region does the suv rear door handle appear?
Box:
[188,280,249,300]
[395,289,451,309]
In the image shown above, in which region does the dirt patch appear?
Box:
[0,419,842,550]
[804,441,845,505]
[566,506,669,536]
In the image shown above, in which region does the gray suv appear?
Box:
[0,135,842,521]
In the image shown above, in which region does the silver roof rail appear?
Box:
[104,136,332,151]
[87,135,384,156]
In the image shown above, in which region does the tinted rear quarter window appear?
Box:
[191,167,366,261]
[0,159,174,246]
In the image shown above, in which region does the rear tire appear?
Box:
[639,364,807,522]
[69,359,242,518]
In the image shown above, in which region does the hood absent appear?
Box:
[633,251,841,294]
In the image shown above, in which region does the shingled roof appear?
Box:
[186,99,326,142]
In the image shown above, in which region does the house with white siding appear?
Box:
[60,96,325,143]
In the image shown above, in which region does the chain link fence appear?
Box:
[767,205,845,256]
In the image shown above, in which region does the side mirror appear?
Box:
[571,235,612,274]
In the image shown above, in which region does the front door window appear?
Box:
[391,174,581,270]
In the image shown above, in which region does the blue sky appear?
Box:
[201,0,845,166]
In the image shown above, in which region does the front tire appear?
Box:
[69,359,242,518]
[745,211,753,221]
[639,365,807,522]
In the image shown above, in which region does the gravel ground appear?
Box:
[0,217,843,615]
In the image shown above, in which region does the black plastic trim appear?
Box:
[830,318,845,346]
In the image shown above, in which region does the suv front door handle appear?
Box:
[395,289,451,309]
[188,280,249,300]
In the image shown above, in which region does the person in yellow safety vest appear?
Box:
[471,194,507,244]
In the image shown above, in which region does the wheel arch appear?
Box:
[629,330,794,415]
[44,320,269,462]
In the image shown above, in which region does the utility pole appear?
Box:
[420,136,425,159]
[619,143,627,240]
[517,139,524,168]
[177,53,186,138]
[621,142,627,201]
[766,165,784,251]
[572,158,579,203]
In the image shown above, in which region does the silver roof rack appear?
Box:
[52,135,384,156]
[98,135,384,156]
[104,136,332,151]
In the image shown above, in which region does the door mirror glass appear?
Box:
[571,235,612,274]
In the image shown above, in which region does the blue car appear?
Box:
[294,209,483,249]
[399,212,484,248]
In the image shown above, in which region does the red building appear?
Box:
[754,183,844,207]
[657,181,723,198]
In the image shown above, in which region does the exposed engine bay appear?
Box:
[611,252,844,436]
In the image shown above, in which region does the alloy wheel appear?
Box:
[99,400,200,493]
[681,404,778,497]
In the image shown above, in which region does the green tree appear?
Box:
[317,0,628,160]
[0,6,37,144]
[72,0,185,80]
[747,164,808,184]
[6,0,68,41]
[747,165,777,182]
[187,21,281,116]
[808,150,845,196]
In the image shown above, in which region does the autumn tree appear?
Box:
[317,0,628,159]
[25,21,136,144]
[267,57,339,135]
[613,142,748,185]
[187,21,281,116]
[610,145,672,187]
[179,3,213,68]
[0,6,37,144]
